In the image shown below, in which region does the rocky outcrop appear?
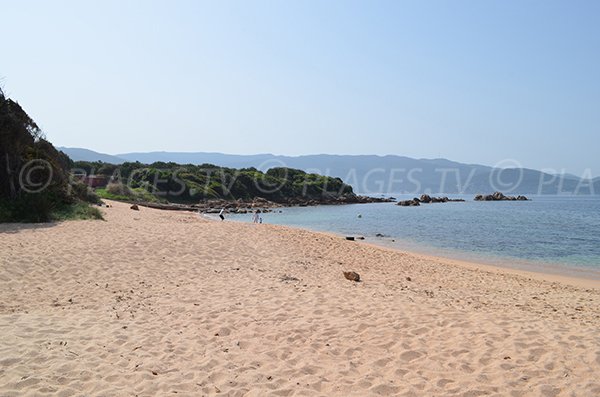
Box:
[419,194,433,203]
[419,194,465,203]
[474,192,529,201]
[132,194,394,214]
[283,194,393,206]
[397,195,465,207]
[133,199,279,214]
[134,202,198,211]
[397,198,421,207]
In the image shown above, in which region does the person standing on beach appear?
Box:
[252,209,261,223]
[219,208,225,221]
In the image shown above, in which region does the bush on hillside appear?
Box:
[0,88,102,222]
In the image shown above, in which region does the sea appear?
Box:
[227,195,600,279]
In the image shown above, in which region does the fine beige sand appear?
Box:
[1,200,600,396]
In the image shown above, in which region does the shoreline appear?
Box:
[363,237,600,288]
[364,239,600,290]
[224,211,600,290]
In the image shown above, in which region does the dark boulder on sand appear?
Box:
[343,271,361,282]
[130,204,139,211]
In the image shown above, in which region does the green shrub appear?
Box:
[51,202,104,221]
[0,193,56,223]
[106,182,133,197]
[1,88,106,223]
[0,195,103,223]
[70,182,102,204]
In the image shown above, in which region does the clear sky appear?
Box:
[2,0,599,176]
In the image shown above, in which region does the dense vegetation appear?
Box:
[73,161,355,204]
[0,89,102,222]
[0,88,358,222]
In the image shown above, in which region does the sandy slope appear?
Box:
[1,200,599,396]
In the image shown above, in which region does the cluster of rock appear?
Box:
[397,194,465,207]
[474,192,529,201]
[287,194,393,207]
[131,194,393,213]
[200,198,280,214]
[133,198,281,214]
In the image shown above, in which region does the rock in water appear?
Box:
[343,271,361,282]
[345,236,355,241]
[474,192,529,201]
[397,198,420,206]
[419,194,432,203]
[130,204,139,211]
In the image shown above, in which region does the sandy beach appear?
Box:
[1,200,599,396]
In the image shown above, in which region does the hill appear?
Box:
[60,148,597,195]
[72,161,385,206]
[58,147,126,164]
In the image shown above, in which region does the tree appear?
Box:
[0,87,42,199]
[0,88,92,222]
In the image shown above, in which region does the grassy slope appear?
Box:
[95,187,164,203]
[50,202,104,221]
[0,199,104,223]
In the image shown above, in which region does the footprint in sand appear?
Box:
[436,378,455,388]
[400,350,422,361]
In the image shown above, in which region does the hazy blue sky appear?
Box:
[2,0,599,176]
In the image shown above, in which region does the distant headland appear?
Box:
[60,147,599,196]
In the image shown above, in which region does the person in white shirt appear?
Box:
[219,208,225,221]
[252,209,261,223]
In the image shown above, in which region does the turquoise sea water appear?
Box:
[228,195,600,279]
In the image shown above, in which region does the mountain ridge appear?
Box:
[59,147,598,195]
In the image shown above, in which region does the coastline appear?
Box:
[362,237,600,289]
[225,211,600,290]
[363,239,600,290]
[2,200,600,396]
